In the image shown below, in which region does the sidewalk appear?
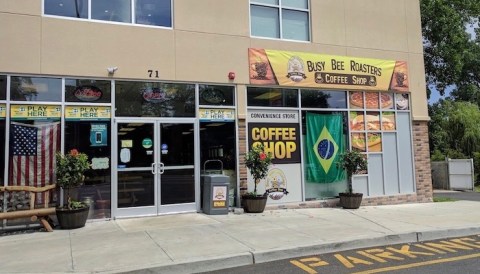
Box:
[1,200,480,274]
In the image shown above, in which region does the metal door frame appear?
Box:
[112,117,199,218]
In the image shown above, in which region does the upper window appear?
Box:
[10,76,62,102]
[301,90,347,109]
[250,0,310,41]
[44,0,88,18]
[199,85,235,106]
[115,81,195,117]
[65,78,111,103]
[44,0,172,28]
[247,87,298,107]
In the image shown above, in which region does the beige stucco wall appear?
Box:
[0,0,428,120]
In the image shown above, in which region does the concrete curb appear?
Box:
[104,253,253,274]
[111,226,480,274]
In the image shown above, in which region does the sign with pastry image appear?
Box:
[381,112,396,130]
[367,133,382,152]
[349,92,393,109]
[351,133,366,151]
[350,112,381,131]
[395,93,410,110]
[351,132,382,152]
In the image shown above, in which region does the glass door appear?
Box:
[115,119,197,217]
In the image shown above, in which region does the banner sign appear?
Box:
[0,104,5,119]
[248,122,300,164]
[248,48,409,92]
[199,108,235,122]
[305,113,345,184]
[248,110,299,123]
[11,105,61,120]
[65,106,111,120]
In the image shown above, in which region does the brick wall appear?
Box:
[412,121,433,202]
[238,119,248,194]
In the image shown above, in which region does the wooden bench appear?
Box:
[0,184,56,232]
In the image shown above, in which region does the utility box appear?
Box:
[202,174,230,215]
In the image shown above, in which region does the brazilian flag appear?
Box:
[305,112,345,183]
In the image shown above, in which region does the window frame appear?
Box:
[42,0,174,29]
[249,0,311,42]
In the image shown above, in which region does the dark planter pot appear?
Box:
[242,195,268,213]
[56,206,89,229]
[339,193,363,209]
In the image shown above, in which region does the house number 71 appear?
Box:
[148,70,159,78]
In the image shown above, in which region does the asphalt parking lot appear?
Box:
[433,190,480,202]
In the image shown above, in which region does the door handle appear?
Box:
[159,162,165,174]
[151,163,156,174]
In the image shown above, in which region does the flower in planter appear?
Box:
[244,144,273,196]
[55,149,91,209]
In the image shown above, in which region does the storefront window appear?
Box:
[65,79,111,103]
[247,87,298,107]
[115,81,195,117]
[199,85,235,106]
[302,110,348,200]
[44,0,88,18]
[8,119,61,187]
[301,90,346,109]
[64,121,111,219]
[92,0,132,23]
[10,76,62,102]
[0,75,6,100]
[0,119,5,186]
[200,122,237,206]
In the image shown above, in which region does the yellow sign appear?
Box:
[0,104,5,118]
[65,106,111,120]
[248,48,409,92]
[11,105,61,119]
[199,108,235,121]
[213,201,226,207]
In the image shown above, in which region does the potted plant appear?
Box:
[242,144,273,213]
[55,149,91,229]
[337,149,368,209]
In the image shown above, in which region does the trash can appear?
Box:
[202,174,230,215]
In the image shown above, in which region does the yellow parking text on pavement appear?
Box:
[351,253,480,274]
[290,257,329,274]
[289,236,480,273]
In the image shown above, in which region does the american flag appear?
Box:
[9,122,60,188]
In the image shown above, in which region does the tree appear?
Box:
[420,0,480,99]
[429,99,480,157]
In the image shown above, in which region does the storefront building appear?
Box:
[1,1,431,226]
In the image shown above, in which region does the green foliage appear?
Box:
[420,0,480,98]
[337,150,368,193]
[429,100,480,157]
[56,149,90,209]
[244,144,273,194]
[69,200,87,210]
[430,149,446,161]
[433,197,457,202]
